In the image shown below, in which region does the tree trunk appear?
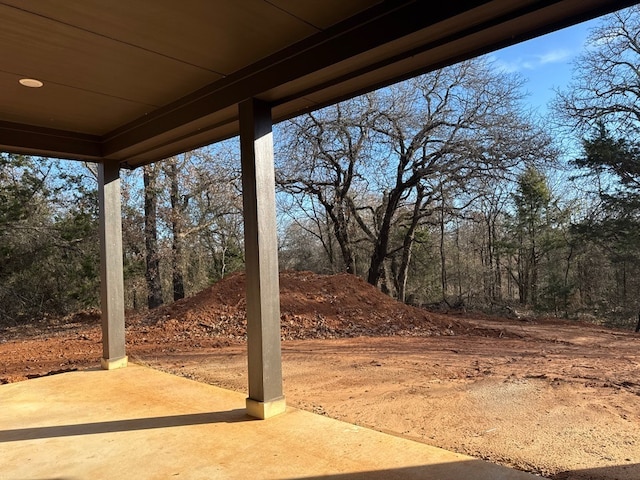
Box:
[493,218,503,302]
[518,251,528,304]
[396,226,416,304]
[487,212,503,302]
[563,244,574,315]
[517,228,529,304]
[482,218,493,302]
[318,210,337,273]
[530,221,538,305]
[396,186,425,303]
[327,204,356,275]
[367,190,402,287]
[397,229,415,303]
[167,160,185,301]
[453,221,462,302]
[143,165,163,309]
[438,192,449,304]
[622,261,627,303]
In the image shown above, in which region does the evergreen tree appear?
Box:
[571,124,640,314]
[511,166,552,304]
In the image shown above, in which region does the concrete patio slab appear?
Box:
[0,364,540,479]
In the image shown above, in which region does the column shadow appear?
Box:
[0,409,250,443]
[283,460,536,479]
[550,463,640,479]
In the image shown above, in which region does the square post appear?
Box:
[239,98,285,419]
[98,161,128,370]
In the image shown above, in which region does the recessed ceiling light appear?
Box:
[19,78,44,88]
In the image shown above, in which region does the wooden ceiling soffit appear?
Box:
[101,0,496,159]
[3,0,636,166]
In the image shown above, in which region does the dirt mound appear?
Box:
[134,270,475,341]
[1,270,488,382]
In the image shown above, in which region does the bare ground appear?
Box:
[1,271,639,479]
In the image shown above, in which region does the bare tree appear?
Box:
[163,157,187,301]
[476,180,512,303]
[359,59,549,289]
[278,57,555,299]
[555,5,640,135]
[159,148,244,299]
[143,164,163,308]
[277,96,380,274]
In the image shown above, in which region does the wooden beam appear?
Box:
[0,120,102,162]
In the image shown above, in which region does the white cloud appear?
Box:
[489,49,573,73]
[486,55,521,73]
[490,48,573,73]
[536,49,572,65]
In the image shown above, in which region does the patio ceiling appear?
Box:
[0,0,635,169]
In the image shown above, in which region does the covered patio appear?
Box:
[0,0,634,475]
[1,363,540,479]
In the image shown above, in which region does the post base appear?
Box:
[246,396,286,419]
[101,356,128,370]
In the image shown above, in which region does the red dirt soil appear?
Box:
[1,270,639,479]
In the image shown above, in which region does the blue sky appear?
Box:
[488,18,599,116]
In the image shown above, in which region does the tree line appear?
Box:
[1,6,638,329]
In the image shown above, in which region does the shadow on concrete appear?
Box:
[0,409,249,443]
[282,460,535,479]
[551,462,640,479]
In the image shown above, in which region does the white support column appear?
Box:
[239,98,286,419]
[98,161,128,370]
